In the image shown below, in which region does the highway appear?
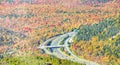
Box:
[38,30,99,65]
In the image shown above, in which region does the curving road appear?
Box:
[38,30,99,65]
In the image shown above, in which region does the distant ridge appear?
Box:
[0,0,119,5]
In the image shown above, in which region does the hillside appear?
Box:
[0,27,26,55]
[0,0,120,65]
[72,16,120,65]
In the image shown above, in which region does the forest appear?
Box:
[72,16,120,65]
[0,1,120,65]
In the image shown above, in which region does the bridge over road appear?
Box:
[38,30,99,65]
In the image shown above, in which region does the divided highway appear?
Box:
[38,30,99,65]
